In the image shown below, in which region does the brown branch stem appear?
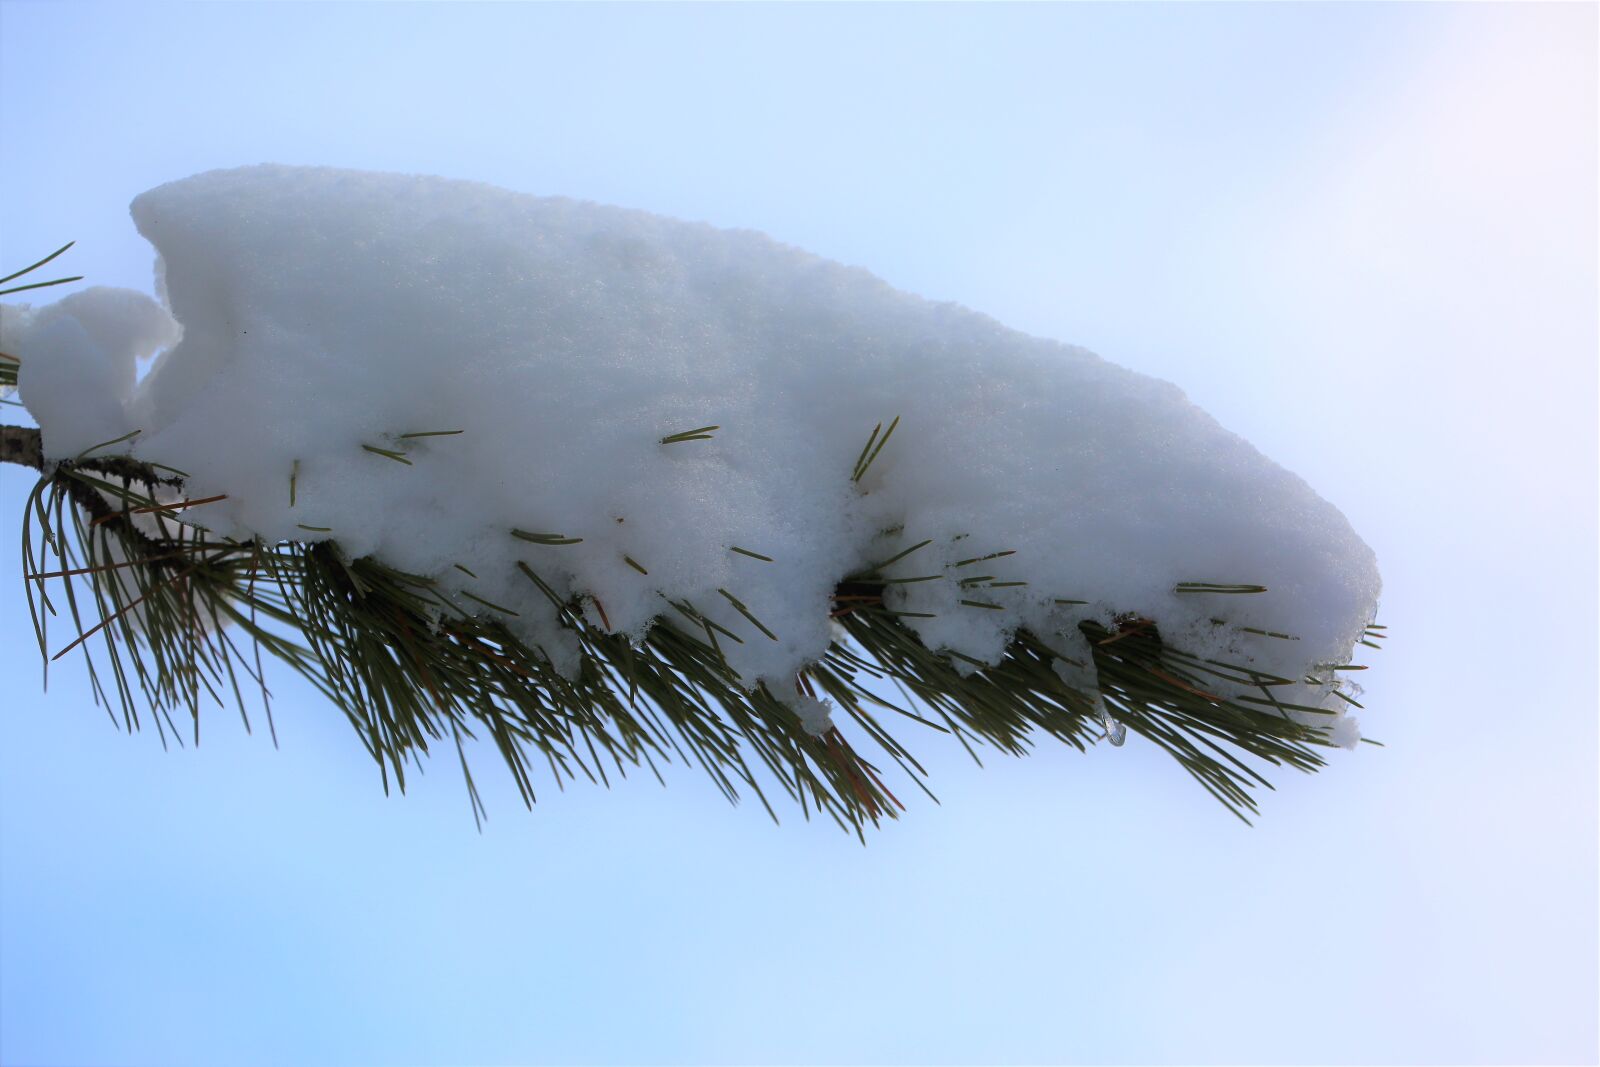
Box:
[1,424,42,471]
[1,422,187,549]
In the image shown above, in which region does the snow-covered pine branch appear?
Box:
[0,166,1383,829]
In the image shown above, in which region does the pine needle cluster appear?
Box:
[0,245,1382,834]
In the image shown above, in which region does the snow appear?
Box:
[0,164,1381,740]
[0,291,178,450]
[790,696,836,739]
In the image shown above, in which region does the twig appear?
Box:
[0,424,43,471]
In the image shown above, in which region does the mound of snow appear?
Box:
[2,165,1380,740]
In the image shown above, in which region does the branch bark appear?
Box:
[0,423,186,547]
[1,424,42,471]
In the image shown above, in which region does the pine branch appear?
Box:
[5,428,1379,830]
[1,424,41,472]
[2,424,186,546]
[0,241,1381,831]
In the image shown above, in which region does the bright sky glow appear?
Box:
[0,3,1594,1064]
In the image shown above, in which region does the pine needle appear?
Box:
[0,241,76,287]
[8,429,1381,832]
[511,529,583,546]
[361,444,413,465]
[661,425,719,444]
[853,415,900,483]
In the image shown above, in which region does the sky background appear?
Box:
[0,3,1595,1065]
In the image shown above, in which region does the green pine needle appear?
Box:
[1175,582,1269,594]
[0,276,84,297]
[852,415,900,483]
[0,240,77,287]
[661,425,719,445]
[5,408,1380,833]
[0,241,84,299]
[954,549,1015,568]
[717,588,779,641]
[458,589,521,616]
[361,444,413,465]
[510,529,583,546]
[864,538,933,574]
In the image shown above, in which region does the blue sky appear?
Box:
[1,3,1595,1064]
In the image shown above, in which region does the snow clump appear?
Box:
[0,165,1381,742]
